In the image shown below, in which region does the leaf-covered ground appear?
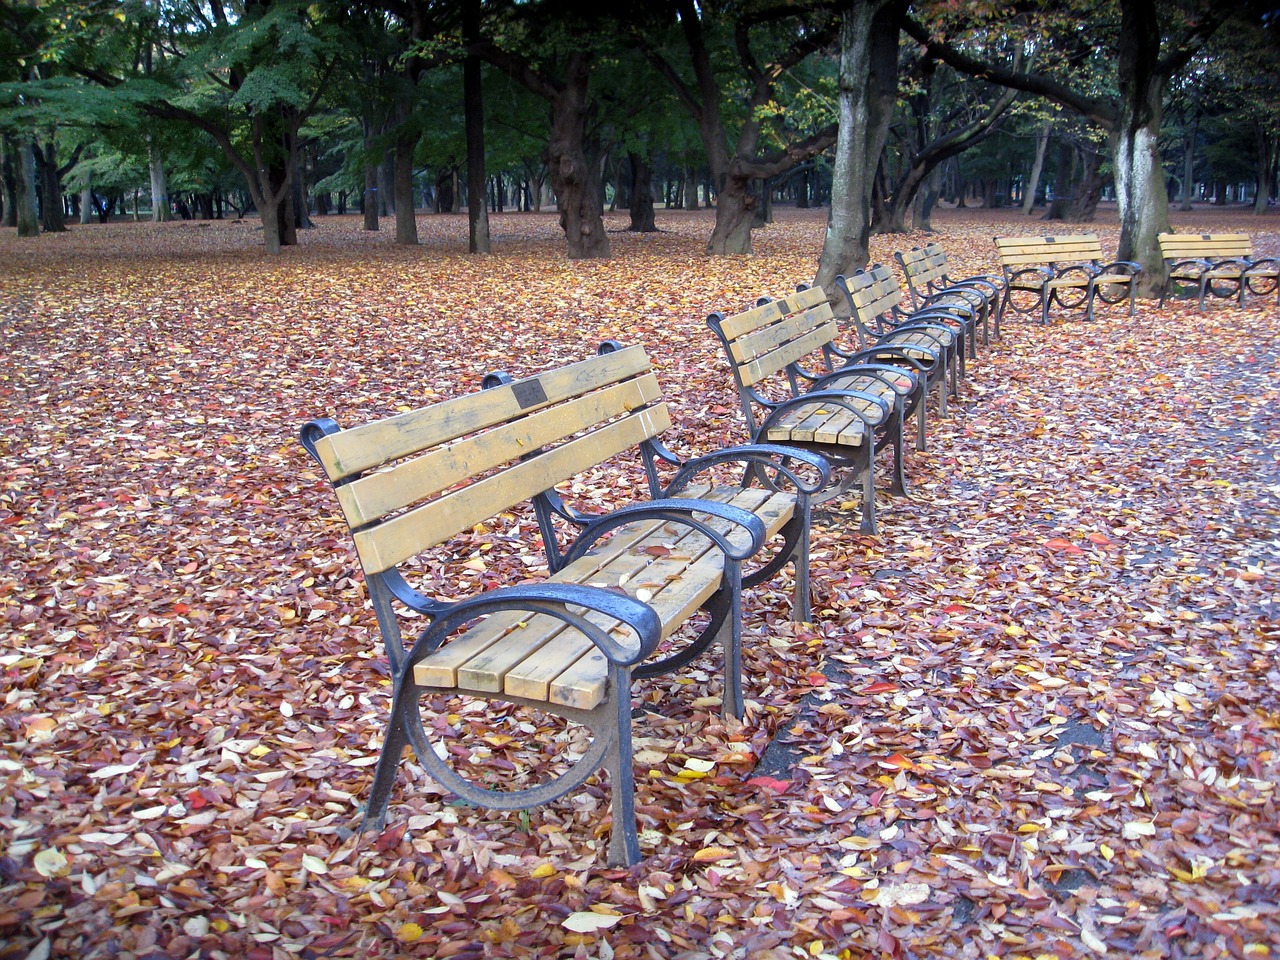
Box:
[1,206,1278,960]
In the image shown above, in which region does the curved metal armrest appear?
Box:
[1167,257,1212,275]
[666,444,831,497]
[410,583,662,668]
[1244,256,1279,271]
[832,345,932,373]
[569,498,767,565]
[1051,263,1095,281]
[762,389,892,430]
[949,273,1004,293]
[811,364,919,395]
[1099,260,1141,275]
[1007,266,1055,286]
[882,321,954,347]
[922,289,983,314]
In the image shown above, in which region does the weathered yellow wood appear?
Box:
[730,302,835,363]
[1157,233,1254,260]
[335,375,663,527]
[736,320,842,387]
[312,346,653,480]
[354,409,673,573]
[995,235,1105,268]
[716,286,829,341]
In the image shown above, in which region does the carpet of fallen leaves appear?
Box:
[2,205,1278,960]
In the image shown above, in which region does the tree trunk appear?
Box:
[394,127,419,244]
[1023,124,1050,214]
[1,137,16,228]
[149,139,172,222]
[363,123,379,231]
[1067,150,1104,220]
[80,181,93,225]
[36,142,66,233]
[708,172,756,254]
[628,152,656,232]
[464,0,491,253]
[259,198,283,254]
[815,0,891,291]
[1253,123,1274,215]
[1179,115,1197,211]
[546,54,609,259]
[16,140,39,237]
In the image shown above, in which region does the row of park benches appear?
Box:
[297,230,1276,867]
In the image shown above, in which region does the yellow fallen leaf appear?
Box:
[397,922,424,942]
[692,846,735,862]
[531,863,556,878]
[34,848,69,878]
[562,911,621,932]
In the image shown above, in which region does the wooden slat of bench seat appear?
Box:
[314,346,654,479]
[716,286,829,341]
[337,375,664,527]
[354,408,674,573]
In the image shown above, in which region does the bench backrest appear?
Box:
[994,234,1104,269]
[896,244,949,291]
[707,285,838,427]
[1157,233,1254,261]
[303,346,668,575]
[840,263,905,330]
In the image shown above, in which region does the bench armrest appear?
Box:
[810,363,919,396]
[1098,260,1141,275]
[1051,263,1096,281]
[411,583,663,669]
[829,344,933,373]
[568,498,768,565]
[920,289,982,315]
[946,273,1004,293]
[758,389,893,433]
[666,444,831,498]
[1006,266,1055,286]
[879,319,955,347]
[1245,256,1278,271]
[1166,257,1213,274]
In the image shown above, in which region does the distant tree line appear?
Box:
[0,0,1275,289]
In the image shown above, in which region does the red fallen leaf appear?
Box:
[1087,532,1111,546]
[709,405,731,414]
[942,603,967,614]
[746,776,793,794]
[173,602,191,615]
[807,672,828,686]
[862,681,898,694]
[373,821,409,851]
[881,753,916,770]
[642,545,672,557]
[1044,537,1083,554]
[186,789,208,810]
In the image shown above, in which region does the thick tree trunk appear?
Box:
[1023,124,1050,214]
[1067,150,1104,221]
[546,54,609,259]
[36,143,66,233]
[149,140,171,222]
[815,1,890,291]
[709,172,757,253]
[394,129,419,245]
[259,199,283,254]
[80,182,93,225]
[16,140,39,237]
[628,153,657,232]
[1253,124,1274,215]
[463,0,491,253]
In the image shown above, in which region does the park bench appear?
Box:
[993,233,1141,324]
[299,345,828,867]
[834,265,966,413]
[707,285,926,535]
[1156,233,1280,310]
[895,241,1005,342]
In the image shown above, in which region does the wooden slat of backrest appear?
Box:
[1157,234,1254,258]
[311,346,652,480]
[715,286,829,342]
[336,374,662,527]
[735,319,843,388]
[995,235,1102,265]
[729,301,835,364]
[352,407,673,573]
[846,268,902,319]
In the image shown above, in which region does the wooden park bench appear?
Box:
[707,285,926,534]
[1157,233,1280,310]
[834,265,967,411]
[299,345,828,867]
[993,234,1141,323]
[895,241,1005,341]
